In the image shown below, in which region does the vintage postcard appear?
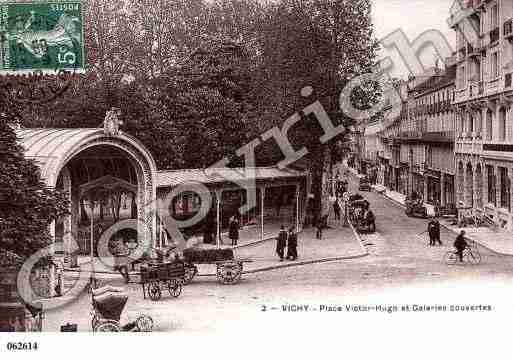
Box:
[0,0,511,357]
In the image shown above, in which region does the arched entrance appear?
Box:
[465,163,474,208]
[17,126,158,264]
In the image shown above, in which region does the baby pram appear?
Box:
[91,285,153,332]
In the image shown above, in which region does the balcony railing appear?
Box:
[490,27,500,43]
[468,39,483,57]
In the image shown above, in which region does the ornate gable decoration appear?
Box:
[103,107,123,137]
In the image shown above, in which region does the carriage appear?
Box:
[140,261,185,301]
[358,176,372,191]
[347,199,376,233]
[181,246,252,285]
[405,198,428,218]
[91,286,153,332]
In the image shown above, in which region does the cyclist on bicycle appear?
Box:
[454,230,468,263]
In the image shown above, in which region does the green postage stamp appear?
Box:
[0,1,85,73]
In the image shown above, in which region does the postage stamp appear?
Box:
[0,1,85,74]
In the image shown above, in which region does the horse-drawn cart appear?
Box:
[182,246,252,285]
[140,262,185,301]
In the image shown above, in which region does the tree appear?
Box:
[249,0,380,215]
[0,102,69,260]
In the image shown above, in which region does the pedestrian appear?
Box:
[454,230,469,263]
[286,227,298,260]
[316,215,324,240]
[228,216,240,246]
[427,217,437,246]
[434,219,442,246]
[333,197,341,221]
[276,225,287,261]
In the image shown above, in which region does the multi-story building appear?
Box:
[404,66,457,206]
[362,118,383,180]
[378,81,407,191]
[372,66,456,207]
[450,0,513,230]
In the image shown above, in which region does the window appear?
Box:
[488,165,496,206]
[492,52,499,78]
[486,109,493,140]
[500,167,511,210]
[499,107,507,141]
[459,65,466,88]
[491,4,499,29]
[426,147,433,168]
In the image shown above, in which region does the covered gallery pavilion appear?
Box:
[16,121,309,267]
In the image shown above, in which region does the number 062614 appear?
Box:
[6,342,38,351]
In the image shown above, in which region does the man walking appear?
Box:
[276,226,287,261]
[454,230,468,263]
[333,197,341,221]
[433,219,442,246]
[228,216,240,246]
[427,217,437,246]
[286,227,298,261]
[316,215,324,240]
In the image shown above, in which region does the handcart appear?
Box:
[91,285,153,332]
[140,261,185,301]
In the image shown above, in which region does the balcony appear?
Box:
[490,27,500,44]
[505,19,513,42]
[468,39,483,57]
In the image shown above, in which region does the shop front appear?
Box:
[425,170,441,205]
[398,165,409,195]
[443,174,455,207]
[412,173,425,199]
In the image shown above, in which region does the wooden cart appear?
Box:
[183,258,253,285]
[182,246,252,285]
[140,262,185,301]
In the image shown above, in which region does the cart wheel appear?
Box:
[216,262,242,285]
[148,281,162,301]
[183,265,197,285]
[168,279,182,298]
[95,320,121,332]
[135,315,154,332]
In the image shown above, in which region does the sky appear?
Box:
[372,0,457,79]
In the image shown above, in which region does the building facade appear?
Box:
[405,67,457,207]
[372,67,457,208]
[451,0,513,230]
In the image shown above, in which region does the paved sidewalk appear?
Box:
[368,183,513,256]
[437,218,513,256]
[62,222,366,285]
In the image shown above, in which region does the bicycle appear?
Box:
[444,242,481,265]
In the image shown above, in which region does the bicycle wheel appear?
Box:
[464,249,482,265]
[444,251,458,265]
